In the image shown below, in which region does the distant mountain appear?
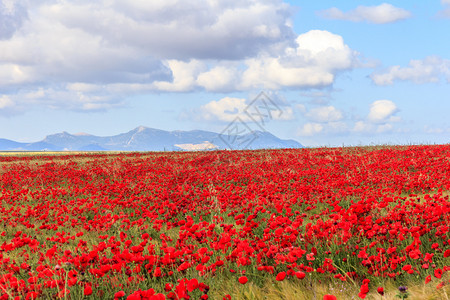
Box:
[0,138,63,151]
[0,138,25,150]
[0,126,303,151]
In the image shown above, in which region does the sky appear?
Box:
[1,0,450,147]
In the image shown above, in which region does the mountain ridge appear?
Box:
[0,126,303,151]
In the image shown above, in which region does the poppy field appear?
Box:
[0,146,449,299]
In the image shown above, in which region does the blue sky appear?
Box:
[1,0,450,147]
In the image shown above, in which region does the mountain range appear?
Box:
[0,126,303,151]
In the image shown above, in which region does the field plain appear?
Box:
[0,146,449,299]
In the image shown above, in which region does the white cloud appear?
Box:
[69,29,359,95]
[193,96,294,123]
[0,0,28,39]
[30,0,294,61]
[0,94,20,116]
[295,31,355,69]
[296,104,346,136]
[0,10,173,86]
[240,30,358,90]
[367,100,399,123]
[353,121,374,133]
[196,65,239,92]
[4,87,123,112]
[298,123,324,136]
[318,3,411,24]
[66,83,102,93]
[353,121,394,134]
[0,95,14,109]
[240,57,334,90]
[279,107,295,121]
[0,1,362,112]
[296,100,401,137]
[353,100,400,134]
[199,97,249,122]
[371,56,450,85]
[305,106,343,123]
[0,64,34,85]
[0,0,295,111]
[153,60,206,92]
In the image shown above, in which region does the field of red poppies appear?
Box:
[0,146,449,299]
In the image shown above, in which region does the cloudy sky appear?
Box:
[1,0,450,146]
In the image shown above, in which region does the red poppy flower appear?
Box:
[238,276,248,284]
[84,285,93,296]
[434,268,443,279]
[358,279,370,299]
[276,272,286,281]
[295,271,306,279]
[115,291,126,298]
[377,287,384,296]
[444,249,450,258]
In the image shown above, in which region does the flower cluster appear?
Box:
[0,146,449,299]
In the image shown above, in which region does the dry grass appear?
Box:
[208,276,450,300]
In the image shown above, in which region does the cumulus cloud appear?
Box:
[353,100,400,133]
[118,1,291,59]
[0,64,34,85]
[198,97,249,123]
[367,100,399,123]
[0,20,173,85]
[153,60,206,92]
[163,30,359,92]
[0,1,362,112]
[0,95,13,109]
[318,3,411,24]
[305,106,343,123]
[0,0,295,111]
[196,65,240,92]
[240,30,359,89]
[296,100,401,137]
[0,94,21,116]
[371,56,450,85]
[40,0,295,61]
[191,96,294,123]
[296,104,347,136]
[353,121,372,133]
[0,0,28,40]
[16,86,124,112]
[297,123,324,136]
